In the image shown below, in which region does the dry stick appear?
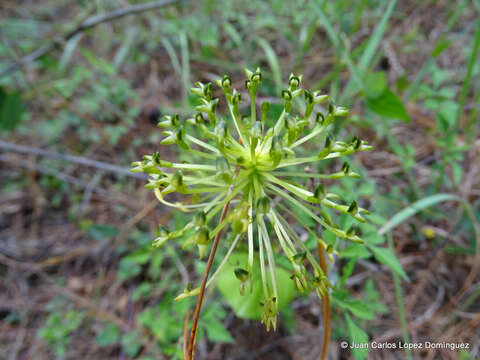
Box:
[0,140,148,179]
[0,0,179,77]
[186,171,239,360]
[317,243,331,360]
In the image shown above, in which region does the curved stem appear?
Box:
[318,242,331,360]
[187,170,238,360]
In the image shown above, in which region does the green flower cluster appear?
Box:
[131,68,372,330]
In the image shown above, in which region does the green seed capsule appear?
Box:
[342,162,350,175]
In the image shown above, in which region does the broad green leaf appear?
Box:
[86,224,119,240]
[342,244,371,259]
[369,245,409,281]
[364,72,387,99]
[96,324,120,346]
[216,253,296,319]
[365,88,410,122]
[204,319,234,343]
[337,299,376,320]
[345,314,369,360]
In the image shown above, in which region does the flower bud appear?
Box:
[216,156,231,182]
[346,226,356,237]
[193,211,206,227]
[292,252,307,265]
[269,135,284,166]
[228,202,250,234]
[158,114,180,128]
[347,200,358,215]
[261,102,270,124]
[231,90,242,105]
[175,126,189,150]
[318,133,334,158]
[281,89,292,101]
[333,106,349,117]
[288,74,301,90]
[341,162,350,175]
[234,268,250,282]
[314,184,326,201]
[315,112,325,125]
[351,136,361,150]
[251,68,262,83]
[220,75,231,90]
[193,226,210,245]
[250,121,262,140]
[171,170,184,189]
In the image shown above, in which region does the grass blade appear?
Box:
[255,37,282,91]
[378,193,459,235]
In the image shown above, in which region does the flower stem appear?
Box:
[186,170,238,360]
[318,241,331,360]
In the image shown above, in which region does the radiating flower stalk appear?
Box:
[131,68,372,359]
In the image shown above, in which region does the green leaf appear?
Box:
[216,253,296,319]
[365,88,410,122]
[204,319,234,343]
[337,299,376,320]
[86,224,119,240]
[364,72,387,99]
[378,193,459,234]
[369,245,408,281]
[96,324,120,346]
[0,87,23,131]
[121,332,142,358]
[342,244,371,259]
[345,314,369,360]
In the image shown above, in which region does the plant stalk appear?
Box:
[186,171,238,360]
[318,242,331,360]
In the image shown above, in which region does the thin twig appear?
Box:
[0,0,179,77]
[187,170,238,360]
[317,243,331,360]
[183,310,191,360]
[0,140,148,179]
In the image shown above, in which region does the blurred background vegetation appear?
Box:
[0,0,479,359]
